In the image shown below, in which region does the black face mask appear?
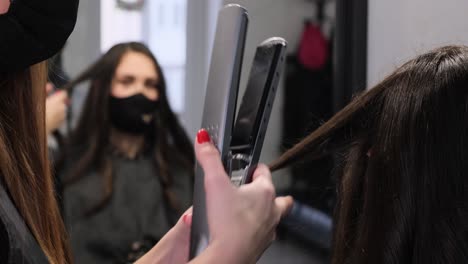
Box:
[109,94,158,135]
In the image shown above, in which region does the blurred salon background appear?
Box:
[53,0,468,263]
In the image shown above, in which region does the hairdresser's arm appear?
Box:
[46,84,68,135]
[136,131,293,264]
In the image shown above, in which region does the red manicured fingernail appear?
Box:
[183,213,192,226]
[197,129,211,144]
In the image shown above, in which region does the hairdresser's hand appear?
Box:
[190,129,294,264]
[136,129,292,264]
[45,83,68,134]
[134,208,193,264]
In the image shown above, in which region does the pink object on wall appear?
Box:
[298,23,328,70]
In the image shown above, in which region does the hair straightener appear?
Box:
[189,4,287,259]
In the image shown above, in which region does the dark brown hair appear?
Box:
[61,42,194,216]
[271,46,468,263]
[0,62,72,263]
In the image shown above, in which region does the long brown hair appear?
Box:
[271,46,468,263]
[0,63,72,263]
[61,42,194,216]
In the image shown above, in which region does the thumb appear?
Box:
[275,196,294,218]
[194,129,231,189]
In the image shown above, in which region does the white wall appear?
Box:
[63,0,101,126]
[101,0,144,53]
[367,0,468,87]
[64,1,101,77]
[145,0,187,113]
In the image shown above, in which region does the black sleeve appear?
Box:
[0,219,10,263]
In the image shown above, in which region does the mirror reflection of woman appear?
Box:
[0,1,291,263]
[59,42,195,264]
